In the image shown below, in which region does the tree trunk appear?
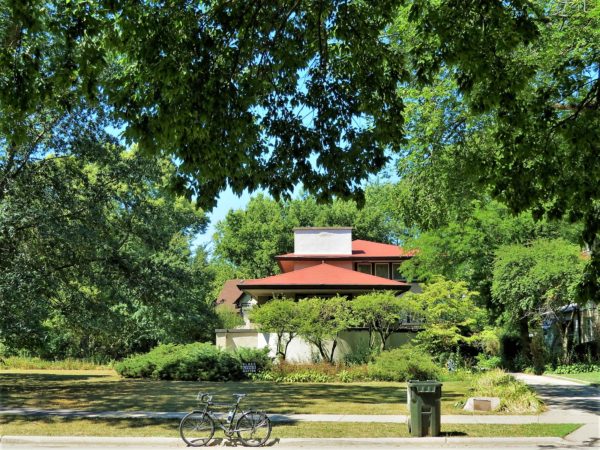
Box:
[283,332,296,360]
[519,315,531,361]
[329,338,338,364]
[560,309,576,364]
[277,332,285,360]
[378,330,391,351]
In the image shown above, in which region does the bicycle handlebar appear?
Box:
[196,392,246,405]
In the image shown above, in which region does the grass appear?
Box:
[0,357,110,371]
[0,416,582,439]
[0,369,477,415]
[548,371,600,385]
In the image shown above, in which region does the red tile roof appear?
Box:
[276,239,414,260]
[352,240,414,257]
[217,279,245,306]
[239,263,409,289]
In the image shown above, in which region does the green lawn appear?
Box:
[0,369,476,415]
[548,372,600,385]
[0,416,582,439]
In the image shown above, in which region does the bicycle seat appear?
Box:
[233,393,246,398]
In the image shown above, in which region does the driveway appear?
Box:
[513,373,599,415]
[513,372,599,447]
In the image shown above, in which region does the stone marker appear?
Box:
[463,397,501,412]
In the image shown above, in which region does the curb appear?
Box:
[0,435,569,448]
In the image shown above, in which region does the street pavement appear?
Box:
[0,435,580,450]
[1,373,597,449]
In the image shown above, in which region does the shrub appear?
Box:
[475,354,502,371]
[342,339,375,366]
[115,343,270,381]
[550,363,600,374]
[367,345,442,382]
[337,366,369,383]
[234,347,273,374]
[250,361,369,383]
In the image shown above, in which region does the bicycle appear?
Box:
[179,392,272,447]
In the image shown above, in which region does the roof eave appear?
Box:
[274,255,413,261]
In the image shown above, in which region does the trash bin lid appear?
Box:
[407,380,442,393]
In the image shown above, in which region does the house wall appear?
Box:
[216,329,417,363]
[293,260,353,271]
[215,329,259,350]
[580,304,599,344]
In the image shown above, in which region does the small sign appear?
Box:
[242,362,257,374]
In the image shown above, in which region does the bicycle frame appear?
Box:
[194,393,247,436]
[180,391,272,447]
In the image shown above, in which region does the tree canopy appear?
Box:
[492,238,586,362]
[0,110,217,358]
[400,200,581,310]
[1,0,549,209]
[391,0,599,299]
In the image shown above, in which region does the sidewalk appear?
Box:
[1,407,596,425]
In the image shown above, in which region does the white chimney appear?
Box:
[293,227,353,255]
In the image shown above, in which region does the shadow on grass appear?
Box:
[0,372,468,415]
[0,415,180,428]
[441,431,468,436]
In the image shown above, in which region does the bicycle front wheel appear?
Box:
[179,412,215,447]
[236,411,272,447]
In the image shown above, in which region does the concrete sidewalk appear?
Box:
[1,407,596,425]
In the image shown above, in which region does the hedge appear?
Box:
[368,345,442,381]
[115,343,271,381]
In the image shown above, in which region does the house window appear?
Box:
[392,263,404,280]
[356,263,372,274]
[374,263,389,279]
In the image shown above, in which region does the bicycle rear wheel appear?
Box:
[236,411,271,447]
[179,412,215,447]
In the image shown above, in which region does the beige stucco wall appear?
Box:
[216,329,417,363]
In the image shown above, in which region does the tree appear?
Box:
[407,278,486,360]
[1,1,545,211]
[492,239,586,363]
[250,299,301,361]
[352,291,419,351]
[297,296,351,364]
[400,200,580,310]
[216,305,245,330]
[0,113,216,359]
[390,0,599,300]
[212,195,290,279]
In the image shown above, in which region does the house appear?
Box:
[542,302,600,359]
[215,227,420,361]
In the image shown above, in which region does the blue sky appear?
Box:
[192,187,259,251]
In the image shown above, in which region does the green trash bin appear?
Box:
[407,380,442,437]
